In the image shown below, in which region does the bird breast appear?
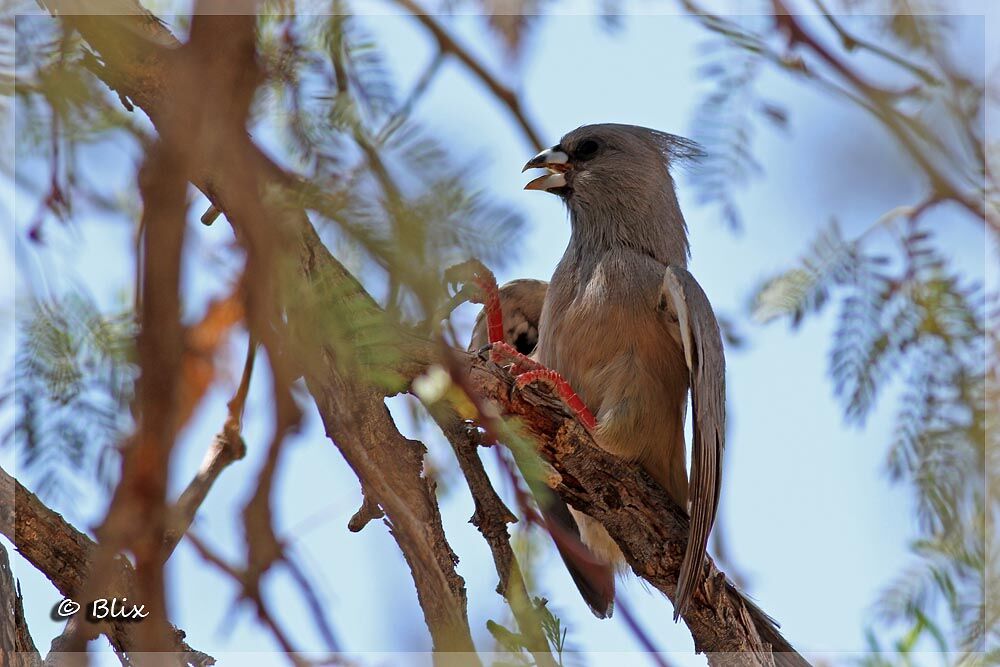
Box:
[537,249,689,471]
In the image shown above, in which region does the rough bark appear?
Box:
[0,542,43,667]
[0,466,214,666]
[302,372,477,653]
[467,358,809,667]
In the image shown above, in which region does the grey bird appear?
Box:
[477,124,726,621]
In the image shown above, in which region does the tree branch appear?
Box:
[428,405,556,667]
[165,298,254,550]
[0,465,214,666]
[769,0,994,231]
[465,357,811,667]
[301,368,478,655]
[0,542,43,667]
[391,0,545,151]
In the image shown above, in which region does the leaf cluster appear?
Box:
[753,214,990,655]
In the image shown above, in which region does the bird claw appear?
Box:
[443,259,493,303]
[490,341,543,375]
[443,258,504,344]
[513,369,597,431]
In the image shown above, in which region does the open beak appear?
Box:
[523,147,570,191]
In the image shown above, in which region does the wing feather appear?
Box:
[661,266,725,620]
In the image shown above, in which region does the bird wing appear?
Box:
[660,265,725,620]
[468,278,548,354]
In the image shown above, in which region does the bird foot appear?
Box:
[444,259,504,344]
[445,261,595,431]
[513,369,597,430]
[489,341,543,375]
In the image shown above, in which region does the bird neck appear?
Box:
[566,184,690,268]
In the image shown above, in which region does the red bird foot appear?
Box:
[514,369,598,430]
[445,260,597,432]
[489,341,543,375]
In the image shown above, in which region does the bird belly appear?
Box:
[537,254,691,566]
[540,292,690,504]
[557,315,690,568]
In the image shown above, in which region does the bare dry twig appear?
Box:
[164,335,254,550]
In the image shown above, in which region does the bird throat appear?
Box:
[567,200,690,269]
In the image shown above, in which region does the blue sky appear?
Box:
[3,2,996,665]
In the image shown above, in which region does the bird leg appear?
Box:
[444,259,504,344]
[514,369,597,431]
[446,261,543,372]
[444,260,597,431]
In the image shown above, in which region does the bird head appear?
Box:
[523,124,702,261]
[523,124,701,214]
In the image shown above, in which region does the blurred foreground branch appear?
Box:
[41,1,476,656]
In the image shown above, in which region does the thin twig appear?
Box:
[392,0,544,151]
[164,337,255,551]
[810,0,941,87]
[376,49,446,144]
[185,533,308,667]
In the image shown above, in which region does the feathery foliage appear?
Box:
[5,294,135,506]
[699,0,996,660]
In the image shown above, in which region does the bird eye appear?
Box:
[575,139,600,160]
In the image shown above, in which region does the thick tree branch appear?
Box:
[0,465,214,666]
[1,542,43,667]
[465,357,811,667]
[301,368,478,655]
